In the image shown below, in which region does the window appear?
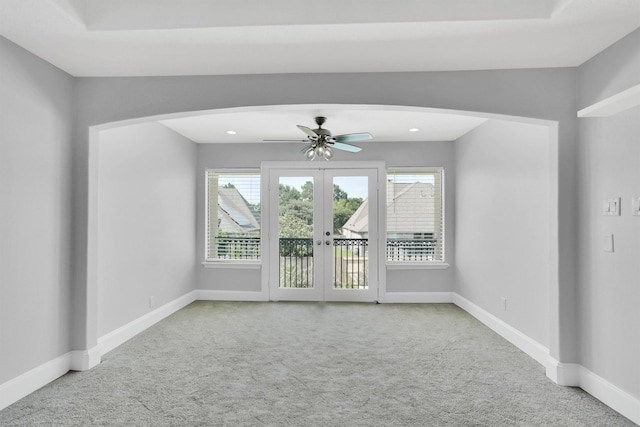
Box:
[206,170,261,261]
[386,169,444,263]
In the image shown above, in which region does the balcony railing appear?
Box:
[215,237,437,260]
[386,239,438,262]
[213,236,438,288]
[214,236,261,260]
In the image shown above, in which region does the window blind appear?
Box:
[206,170,261,261]
[386,169,444,262]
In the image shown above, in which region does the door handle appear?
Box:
[316,240,322,245]
[325,240,331,245]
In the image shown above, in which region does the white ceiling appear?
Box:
[159,106,488,144]
[1,0,638,77]
[1,0,638,144]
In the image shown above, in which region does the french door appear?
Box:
[267,166,379,301]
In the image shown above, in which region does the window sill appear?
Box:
[386,262,450,270]
[202,261,262,270]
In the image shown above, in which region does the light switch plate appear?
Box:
[632,197,640,216]
[603,198,621,216]
[603,234,614,252]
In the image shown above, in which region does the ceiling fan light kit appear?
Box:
[295,116,371,161]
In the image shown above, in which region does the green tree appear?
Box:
[279,213,313,238]
[301,181,313,202]
[279,184,301,204]
[277,182,363,235]
[279,183,313,225]
[333,184,348,201]
[333,197,364,234]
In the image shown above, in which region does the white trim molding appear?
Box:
[70,346,101,371]
[545,358,640,425]
[577,84,640,117]
[579,366,640,426]
[452,293,550,367]
[202,261,261,270]
[196,289,269,301]
[545,358,580,386]
[0,353,71,410]
[97,290,198,356]
[379,291,454,303]
[3,290,638,424]
[386,262,450,270]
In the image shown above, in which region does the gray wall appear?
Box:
[2,35,584,385]
[75,68,577,362]
[577,30,640,399]
[195,141,455,292]
[577,30,640,110]
[97,123,197,337]
[3,26,639,408]
[455,120,551,347]
[0,38,75,383]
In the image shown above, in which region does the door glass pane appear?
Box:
[278,177,314,288]
[332,176,369,289]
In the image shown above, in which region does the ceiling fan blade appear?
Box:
[297,125,318,139]
[332,142,362,153]
[334,132,372,143]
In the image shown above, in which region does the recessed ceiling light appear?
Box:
[409,128,419,132]
[226,130,237,135]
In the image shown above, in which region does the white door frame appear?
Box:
[261,161,386,301]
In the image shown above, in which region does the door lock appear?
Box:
[325,231,331,236]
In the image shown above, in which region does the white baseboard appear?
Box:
[97,290,197,356]
[379,291,454,303]
[578,365,640,425]
[545,358,580,386]
[70,346,101,371]
[3,290,638,425]
[0,352,71,410]
[196,289,269,301]
[456,295,639,425]
[452,293,550,367]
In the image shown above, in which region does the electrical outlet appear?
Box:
[149,296,155,309]
[501,297,507,311]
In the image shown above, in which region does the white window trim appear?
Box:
[387,262,450,270]
[202,261,261,269]
[204,168,262,265]
[385,166,446,268]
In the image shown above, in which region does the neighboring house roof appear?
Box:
[218,187,260,234]
[343,181,436,235]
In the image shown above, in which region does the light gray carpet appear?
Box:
[1,301,634,426]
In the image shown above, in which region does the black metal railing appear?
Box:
[386,239,438,262]
[214,236,261,260]
[213,236,438,287]
[279,238,314,288]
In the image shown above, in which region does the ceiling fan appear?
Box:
[266,116,373,160]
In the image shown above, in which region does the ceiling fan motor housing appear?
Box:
[313,116,332,138]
